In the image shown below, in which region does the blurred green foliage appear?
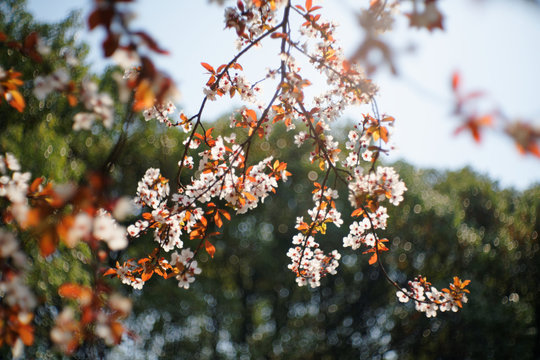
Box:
[1,1,539,359]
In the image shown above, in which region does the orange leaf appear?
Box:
[133,80,155,112]
[142,212,153,220]
[18,324,34,346]
[29,177,43,193]
[141,270,154,282]
[368,253,377,265]
[219,209,231,221]
[201,62,215,73]
[452,71,460,92]
[110,322,125,344]
[351,208,364,217]
[21,208,41,229]
[245,109,257,123]
[205,240,216,258]
[306,0,312,11]
[214,211,223,228]
[7,90,25,112]
[271,32,288,39]
[103,268,117,276]
[39,231,56,257]
[205,127,214,139]
[200,216,208,226]
[58,283,92,306]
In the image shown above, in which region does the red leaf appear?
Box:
[103,33,119,57]
[88,8,114,30]
[237,0,244,12]
[134,31,169,55]
[87,9,101,30]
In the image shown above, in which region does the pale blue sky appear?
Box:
[28,0,540,189]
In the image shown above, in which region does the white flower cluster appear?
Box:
[287,187,343,288]
[33,68,70,100]
[287,232,341,288]
[93,210,128,251]
[152,206,202,252]
[126,134,288,289]
[308,134,340,168]
[170,248,202,289]
[205,73,259,104]
[176,137,286,215]
[224,0,282,45]
[134,168,170,209]
[343,206,388,250]
[300,16,378,107]
[0,153,30,224]
[348,166,407,208]
[51,293,132,351]
[73,79,114,130]
[115,260,145,290]
[50,307,77,353]
[309,187,343,226]
[143,101,176,127]
[293,131,310,147]
[396,277,468,318]
[0,228,37,322]
[129,168,203,252]
[342,166,405,258]
[343,130,373,168]
[66,210,128,251]
[95,293,132,346]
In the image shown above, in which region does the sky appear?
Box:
[27,0,540,190]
